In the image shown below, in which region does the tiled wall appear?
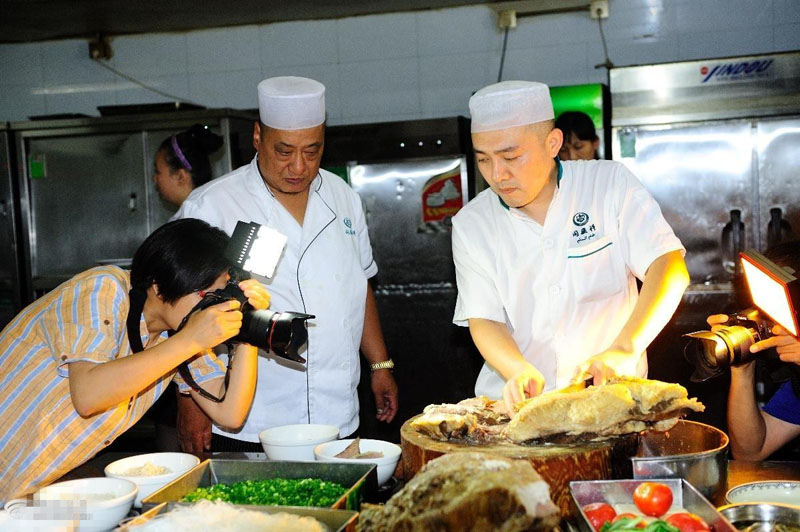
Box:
[1,0,799,124]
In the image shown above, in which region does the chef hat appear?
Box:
[469,81,553,133]
[257,76,326,130]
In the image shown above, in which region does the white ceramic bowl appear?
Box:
[5,477,137,532]
[259,424,339,461]
[104,452,200,508]
[314,438,401,486]
[725,480,800,505]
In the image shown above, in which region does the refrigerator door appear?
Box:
[756,117,800,248]
[612,120,756,284]
[0,129,21,328]
[348,156,479,439]
[349,156,467,285]
[25,133,148,285]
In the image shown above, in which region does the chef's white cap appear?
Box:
[257,76,326,130]
[469,80,553,133]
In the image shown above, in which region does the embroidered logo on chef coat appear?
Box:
[571,212,597,244]
[343,217,356,235]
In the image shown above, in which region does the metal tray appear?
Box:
[569,478,737,531]
[119,501,358,532]
[141,459,377,512]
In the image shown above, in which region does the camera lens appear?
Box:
[683,325,758,380]
[236,307,313,363]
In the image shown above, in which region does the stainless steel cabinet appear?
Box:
[12,110,256,303]
[0,126,22,328]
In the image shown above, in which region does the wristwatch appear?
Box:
[370,359,395,372]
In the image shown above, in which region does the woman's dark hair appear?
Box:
[555,111,599,142]
[159,124,224,188]
[130,218,230,303]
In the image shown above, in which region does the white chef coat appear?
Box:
[174,157,377,440]
[452,159,684,398]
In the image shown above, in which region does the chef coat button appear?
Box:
[549,285,561,295]
[543,238,553,249]
[334,274,342,282]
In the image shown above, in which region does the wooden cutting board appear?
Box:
[400,415,638,516]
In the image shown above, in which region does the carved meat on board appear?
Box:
[410,377,704,444]
[357,452,560,532]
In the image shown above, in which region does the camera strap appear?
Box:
[126,288,147,354]
[126,288,231,403]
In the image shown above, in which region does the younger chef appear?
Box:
[452,80,690,411]
[0,219,269,503]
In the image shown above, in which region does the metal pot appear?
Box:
[631,419,729,501]
[718,502,800,530]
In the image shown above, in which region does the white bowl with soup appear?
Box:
[105,452,200,507]
[315,438,401,486]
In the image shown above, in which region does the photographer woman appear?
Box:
[710,240,800,460]
[153,124,223,207]
[0,219,269,503]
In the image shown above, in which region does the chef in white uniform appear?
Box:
[173,76,398,451]
[452,81,690,412]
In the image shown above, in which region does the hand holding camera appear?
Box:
[180,299,243,353]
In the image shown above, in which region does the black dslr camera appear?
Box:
[187,275,314,364]
[683,309,777,381]
[683,248,800,382]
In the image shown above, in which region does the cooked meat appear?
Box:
[410,396,510,441]
[356,452,560,532]
[410,378,704,445]
[334,438,385,459]
[504,377,704,443]
[336,438,362,458]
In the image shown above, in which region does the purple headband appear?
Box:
[171,136,193,171]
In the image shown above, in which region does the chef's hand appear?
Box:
[177,393,212,453]
[238,279,270,310]
[574,348,632,386]
[503,364,545,414]
[371,370,398,422]
[710,314,800,365]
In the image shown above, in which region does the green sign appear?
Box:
[549,83,605,130]
[323,165,348,183]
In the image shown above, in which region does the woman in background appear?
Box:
[555,111,600,161]
[153,124,223,206]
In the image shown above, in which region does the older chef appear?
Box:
[173,76,398,452]
[452,81,690,411]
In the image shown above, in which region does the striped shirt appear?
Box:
[0,266,225,503]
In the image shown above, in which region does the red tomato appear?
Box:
[633,482,673,517]
[665,512,711,532]
[583,502,617,531]
[612,513,647,528]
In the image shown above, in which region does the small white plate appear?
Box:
[725,481,800,505]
